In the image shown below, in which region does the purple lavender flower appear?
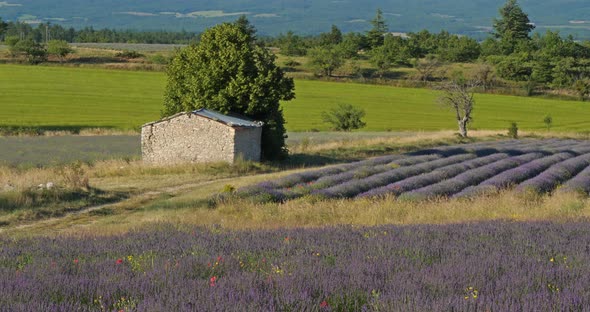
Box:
[516,153,590,194]
[3,222,590,311]
[358,153,510,198]
[456,152,577,198]
[317,153,476,198]
[401,152,545,199]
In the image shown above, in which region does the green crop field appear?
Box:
[286,80,590,132]
[0,65,164,130]
[2,64,590,132]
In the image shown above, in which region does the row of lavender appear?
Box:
[2,222,590,311]
[227,139,590,202]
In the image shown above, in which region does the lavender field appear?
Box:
[2,222,590,311]
[231,139,590,202]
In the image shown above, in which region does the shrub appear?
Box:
[222,184,236,193]
[55,161,89,190]
[508,122,518,139]
[115,50,144,59]
[283,59,300,67]
[321,103,366,131]
[544,115,553,131]
[148,54,168,64]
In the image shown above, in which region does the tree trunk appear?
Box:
[458,118,468,138]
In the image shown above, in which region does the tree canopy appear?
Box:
[493,0,535,51]
[163,19,295,160]
[366,9,388,49]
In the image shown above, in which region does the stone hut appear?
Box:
[141,109,263,164]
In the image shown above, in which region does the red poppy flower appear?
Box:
[320,300,329,308]
[73,259,79,265]
[209,276,217,287]
[116,258,123,265]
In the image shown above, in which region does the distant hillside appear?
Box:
[1,0,590,39]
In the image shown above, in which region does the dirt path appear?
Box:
[1,177,235,234]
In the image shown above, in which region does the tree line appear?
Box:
[0,19,199,44]
[270,1,590,99]
[2,1,590,100]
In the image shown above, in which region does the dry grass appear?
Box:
[289,130,499,153]
[0,157,269,193]
[3,131,590,237]
[25,186,590,238]
[42,128,140,136]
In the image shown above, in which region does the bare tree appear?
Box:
[437,77,477,138]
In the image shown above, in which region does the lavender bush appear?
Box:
[402,153,545,199]
[316,153,477,198]
[223,140,590,203]
[560,164,590,195]
[276,155,442,200]
[358,153,510,198]
[516,153,590,194]
[455,152,578,198]
[3,222,590,311]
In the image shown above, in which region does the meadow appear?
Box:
[2,64,590,132]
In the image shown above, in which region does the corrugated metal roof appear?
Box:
[141,109,263,128]
[193,109,263,128]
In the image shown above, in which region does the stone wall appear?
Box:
[234,127,263,162]
[142,113,236,164]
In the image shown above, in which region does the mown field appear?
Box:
[2,64,590,132]
[0,135,140,167]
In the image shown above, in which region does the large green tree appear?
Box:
[278,31,307,56]
[47,39,73,63]
[493,0,535,52]
[319,25,343,46]
[366,9,388,50]
[163,20,295,160]
[307,45,344,77]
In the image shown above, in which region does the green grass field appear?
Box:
[0,65,164,130]
[2,64,590,132]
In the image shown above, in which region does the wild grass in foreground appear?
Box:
[2,221,590,311]
[0,158,271,227]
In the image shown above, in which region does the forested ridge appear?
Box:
[0,0,589,38]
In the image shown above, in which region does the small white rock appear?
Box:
[46,182,54,189]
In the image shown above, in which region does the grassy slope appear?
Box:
[2,64,590,132]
